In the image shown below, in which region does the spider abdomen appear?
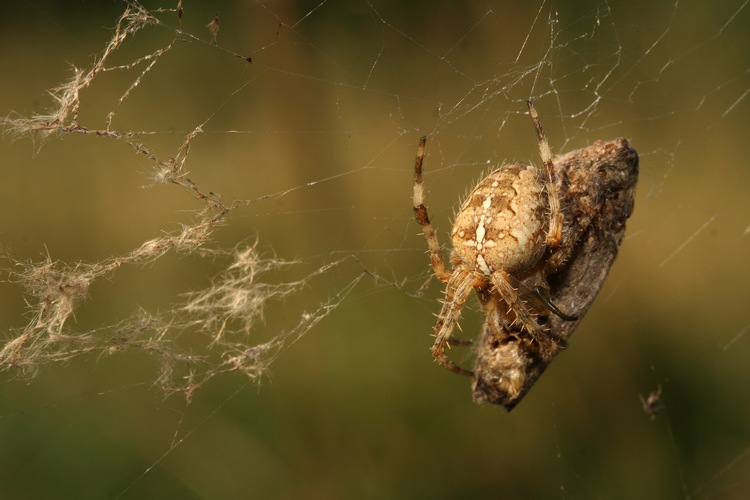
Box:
[451,164,547,275]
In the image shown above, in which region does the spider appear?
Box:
[412,101,579,376]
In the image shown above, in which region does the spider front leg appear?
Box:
[527,100,563,249]
[490,270,545,338]
[491,270,573,354]
[413,136,451,283]
[431,269,482,376]
[543,208,597,274]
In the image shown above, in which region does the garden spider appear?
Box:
[413,101,578,376]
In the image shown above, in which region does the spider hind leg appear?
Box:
[430,269,482,377]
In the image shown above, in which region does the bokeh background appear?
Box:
[1,0,748,498]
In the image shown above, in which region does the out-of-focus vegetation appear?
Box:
[0,1,748,498]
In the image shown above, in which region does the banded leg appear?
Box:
[413,136,451,282]
[527,101,563,249]
[431,269,481,376]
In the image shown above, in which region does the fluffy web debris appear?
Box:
[3,3,160,144]
[1,227,350,399]
[0,1,353,399]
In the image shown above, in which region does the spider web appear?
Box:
[0,0,748,497]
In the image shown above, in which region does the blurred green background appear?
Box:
[1,0,749,498]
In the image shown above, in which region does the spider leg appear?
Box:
[544,210,595,273]
[531,285,578,321]
[431,269,480,376]
[491,271,568,357]
[413,136,451,282]
[490,270,544,338]
[527,100,563,249]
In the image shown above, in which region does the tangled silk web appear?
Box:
[0,2,364,398]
